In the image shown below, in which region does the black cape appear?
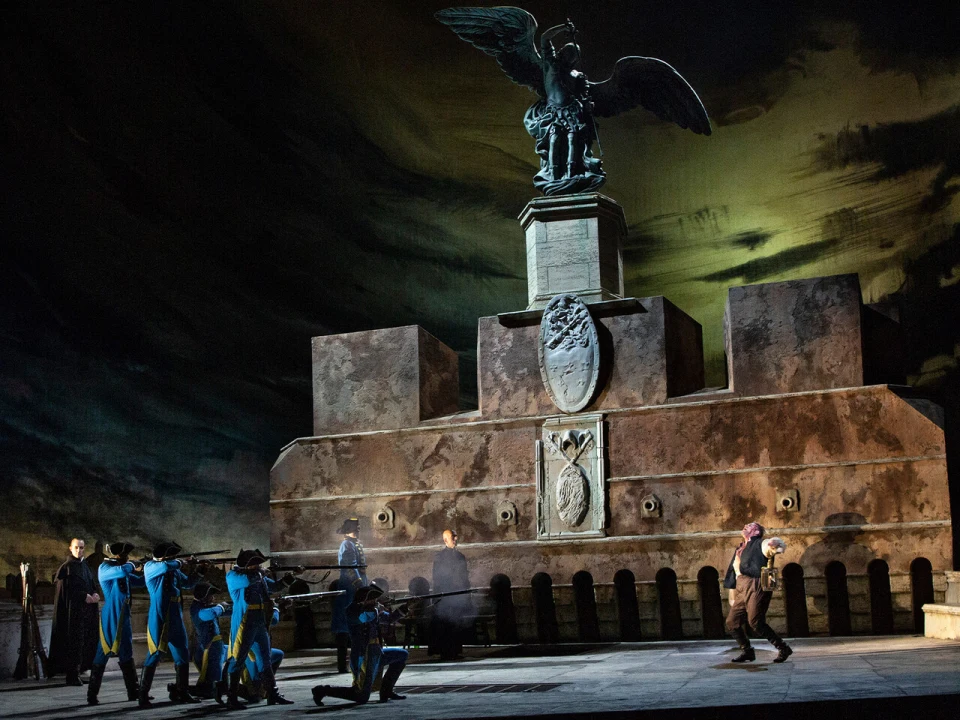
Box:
[431,547,472,623]
[48,556,99,676]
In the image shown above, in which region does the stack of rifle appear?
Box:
[14,563,49,680]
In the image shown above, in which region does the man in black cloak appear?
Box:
[431,529,472,661]
[49,537,100,685]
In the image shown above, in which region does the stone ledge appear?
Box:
[923,603,960,640]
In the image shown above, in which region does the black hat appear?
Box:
[337,517,360,535]
[108,541,134,557]
[236,548,267,567]
[153,541,181,559]
[355,584,384,603]
[194,582,220,600]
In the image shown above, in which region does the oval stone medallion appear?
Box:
[538,294,601,413]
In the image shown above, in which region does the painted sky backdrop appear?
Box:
[2,1,959,578]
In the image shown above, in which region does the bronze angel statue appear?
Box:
[436,6,711,196]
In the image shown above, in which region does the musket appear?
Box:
[280,589,347,603]
[271,565,366,571]
[174,549,231,559]
[137,549,232,563]
[379,587,484,606]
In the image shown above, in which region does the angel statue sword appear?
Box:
[436,6,711,196]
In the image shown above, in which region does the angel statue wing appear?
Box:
[589,57,712,135]
[435,6,544,96]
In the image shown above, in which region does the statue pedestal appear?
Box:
[519,193,626,310]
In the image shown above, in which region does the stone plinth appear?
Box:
[311,326,458,435]
[520,193,626,309]
[946,571,960,604]
[725,274,864,396]
[923,604,960,640]
[478,297,704,419]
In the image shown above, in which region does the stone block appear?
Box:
[520,193,626,308]
[725,274,864,396]
[311,325,458,435]
[478,297,703,419]
[923,604,960,640]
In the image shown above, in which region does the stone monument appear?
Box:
[270,8,950,644]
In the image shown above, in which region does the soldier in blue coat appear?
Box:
[189,581,232,699]
[332,517,368,673]
[86,542,144,706]
[312,584,408,706]
[224,549,299,709]
[139,541,202,707]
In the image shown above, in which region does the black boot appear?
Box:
[314,684,362,704]
[226,672,247,711]
[138,665,157,709]
[66,669,84,687]
[87,664,106,706]
[119,660,140,701]
[267,686,294,705]
[172,663,201,703]
[379,661,407,702]
[773,642,794,663]
[731,628,755,663]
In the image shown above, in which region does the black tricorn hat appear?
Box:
[153,541,181,559]
[109,541,134,557]
[236,548,267,567]
[355,584,384,603]
[337,517,360,535]
[194,582,220,600]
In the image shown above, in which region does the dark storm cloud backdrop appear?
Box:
[1,1,959,576]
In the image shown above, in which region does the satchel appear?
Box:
[760,556,779,592]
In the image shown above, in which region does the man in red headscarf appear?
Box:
[723,522,792,663]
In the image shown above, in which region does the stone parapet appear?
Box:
[311,325,458,435]
[724,274,864,396]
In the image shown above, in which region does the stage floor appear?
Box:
[3,636,959,719]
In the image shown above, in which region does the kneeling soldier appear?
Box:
[190,582,231,699]
[312,584,408,706]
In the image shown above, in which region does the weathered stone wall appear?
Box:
[276,273,953,643]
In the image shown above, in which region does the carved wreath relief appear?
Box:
[536,414,606,540]
[538,294,600,414]
[546,429,594,527]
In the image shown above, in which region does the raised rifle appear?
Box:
[136,549,232,564]
[279,589,347,604]
[379,587,484,608]
[271,564,366,571]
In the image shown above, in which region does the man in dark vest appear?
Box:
[49,537,100,686]
[431,529,472,661]
[724,522,792,663]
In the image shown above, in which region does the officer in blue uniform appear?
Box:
[86,542,144,706]
[224,548,298,709]
[312,584,408,706]
[189,582,232,699]
[139,541,202,707]
[332,517,368,673]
